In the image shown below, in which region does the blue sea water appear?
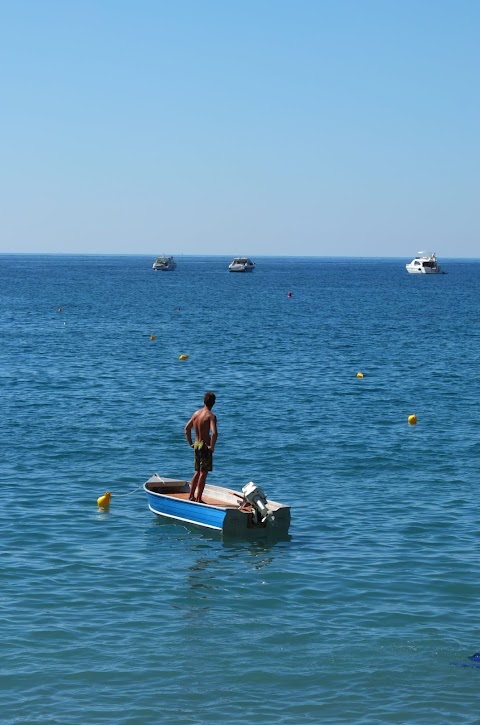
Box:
[1,254,480,724]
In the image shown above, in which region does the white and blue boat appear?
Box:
[144,474,290,538]
[406,251,444,274]
[228,257,255,272]
[152,255,177,271]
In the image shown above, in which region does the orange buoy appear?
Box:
[97,492,111,508]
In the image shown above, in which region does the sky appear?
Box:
[0,0,479,257]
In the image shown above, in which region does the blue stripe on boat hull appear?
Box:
[147,504,223,530]
[145,491,226,531]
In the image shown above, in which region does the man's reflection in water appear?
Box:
[185,535,291,592]
[149,518,291,620]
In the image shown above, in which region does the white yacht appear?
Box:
[152,255,177,271]
[228,257,255,273]
[406,252,443,274]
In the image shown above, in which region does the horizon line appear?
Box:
[0,251,479,261]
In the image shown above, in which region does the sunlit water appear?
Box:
[1,254,480,723]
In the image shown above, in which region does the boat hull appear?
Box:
[145,488,227,531]
[406,265,442,274]
[143,478,290,538]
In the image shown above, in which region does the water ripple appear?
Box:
[1,256,480,723]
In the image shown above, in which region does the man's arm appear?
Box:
[184,417,194,447]
[209,414,218,453]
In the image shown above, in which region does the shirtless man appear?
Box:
[184,391,218,503]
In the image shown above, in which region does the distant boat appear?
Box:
[152,255,177,271]
[406,252,444,274]
[228,257,255,273]
[143,474,290,538]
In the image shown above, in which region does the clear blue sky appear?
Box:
[0,0,478,257]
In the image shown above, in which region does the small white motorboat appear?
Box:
[152,255,177,271]
[406,252,444,274]
[228,257,255,273]
[144,474,290,538]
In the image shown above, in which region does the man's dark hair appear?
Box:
[204,391,216,409]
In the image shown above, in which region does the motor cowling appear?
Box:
[242,482,275,524]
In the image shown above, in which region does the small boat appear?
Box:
[144,474,290,538]
[406,252,444,274]
[228,257,255,273]
[152,255,177,271]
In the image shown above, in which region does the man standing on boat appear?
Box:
[184,391,218,503]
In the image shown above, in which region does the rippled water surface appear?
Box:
[1,254,480,724]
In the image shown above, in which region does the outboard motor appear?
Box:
[242,482,275,524]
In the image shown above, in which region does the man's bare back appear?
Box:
[190,407,216,448]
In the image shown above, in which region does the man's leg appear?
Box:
[195,471,208,502]
[189,471,200,500]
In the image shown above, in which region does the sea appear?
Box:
[1,254,480,724]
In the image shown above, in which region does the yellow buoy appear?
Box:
[150,335,156,341]
[408,414,417,425]
[178,354,188,360]
[97,491,111,508]
[356,372,364,378]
